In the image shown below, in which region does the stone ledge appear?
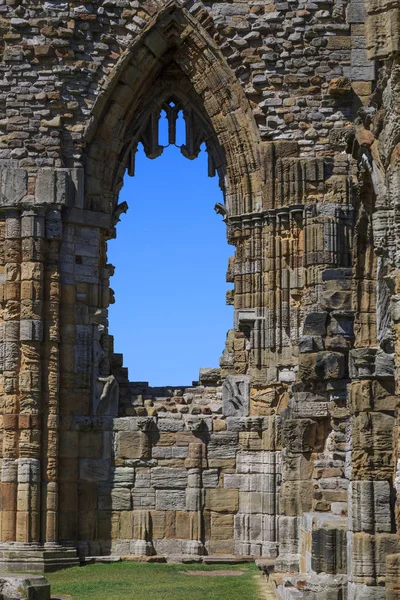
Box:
[0,544,79,573]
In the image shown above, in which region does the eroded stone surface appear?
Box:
[0,0,398,598]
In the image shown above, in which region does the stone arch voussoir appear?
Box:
[84,0,265,220]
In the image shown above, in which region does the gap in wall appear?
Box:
[107,112,233,387]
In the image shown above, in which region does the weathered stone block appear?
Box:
[352,533,400,583]
[0,574,50,600]
[151,467,187,489]
[202,469,219,488]
[312,527,347,573]
[205,489,239,513]
[79,459,110,482]
[303,312,328,336]
[239,491,276,515]
[155,490,186,511]
[186,488,203,511]
[222,375,250,417]
[0,169,28,206]
[283,419,317,453]
[211,513,234,541]
[299,352,345,381]
[35,168,70,206]
[117,432,144,459]
[386,553,400,599]
[350,481,392,533]
[207,432,238,459]
[299,335,324,353]
[352,413,395,452]
[199,368,221,385]
[375,350,395,378]
[111,467,135,488]
[283,454,313,481]
[280,481,313,516]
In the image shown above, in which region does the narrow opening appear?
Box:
[159,109,169,147]
[108,114,233,386]
[176,110,185,146]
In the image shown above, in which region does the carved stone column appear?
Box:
[16,208,46,544]
[0,201,78,571]
[184,440,204,556]
[0,210,21,544]
[41,209,62,545]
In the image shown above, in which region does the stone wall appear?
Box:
[0,0,399,598]
[78,376,283,559]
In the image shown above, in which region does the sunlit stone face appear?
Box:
[0,1,398,597]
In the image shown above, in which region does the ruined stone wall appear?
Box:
[0,0,398,598]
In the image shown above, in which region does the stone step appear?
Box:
[83,555,122,565]
[201,555,254,565]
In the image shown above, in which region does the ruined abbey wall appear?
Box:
[0,0,399,598]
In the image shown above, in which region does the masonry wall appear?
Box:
[0,0,398,598]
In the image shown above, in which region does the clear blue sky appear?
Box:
[107,114,233,386]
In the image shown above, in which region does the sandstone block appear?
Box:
[352,533,400,583]
[155,490,186,511]
[111,488,132,511]
[186,488,203,511]
[281,481,313,516]
[0,574,50,600]
[278,516,300,554]
[350,481,392,533]
[151,467,187,489]
[312,527,347,573]
[79,459,110,482]
[386,553,400,599]
[222,375,250,417]
[117,432,144,459]
[132,487,155,509]
[352,412,395,452]
[149,510,166,539]
[303,312,328,335]
[111,467,135,488]
[202,469,219,488]
[299,352,345,381]
[283,454,313,481]
[283,419,317,453]
[205,489,239,513]
[119,511,134,539]
[210,513,234,541]
[239,491,276,515]
[175,511,190,540]
[208,432,238,459]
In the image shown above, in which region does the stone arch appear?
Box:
[83,0,265,219]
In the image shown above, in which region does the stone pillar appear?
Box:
[131,510,153,556]
[0,204,78,571]
[42,209,62,545]
[0,210,21,542]
[184,442,204,555]
[16,209,45,544]
[58,221,79,544]
[0,210,21,543]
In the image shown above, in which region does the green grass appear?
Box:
[47,561,261,600]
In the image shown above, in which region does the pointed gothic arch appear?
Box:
[83,0,265,219]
